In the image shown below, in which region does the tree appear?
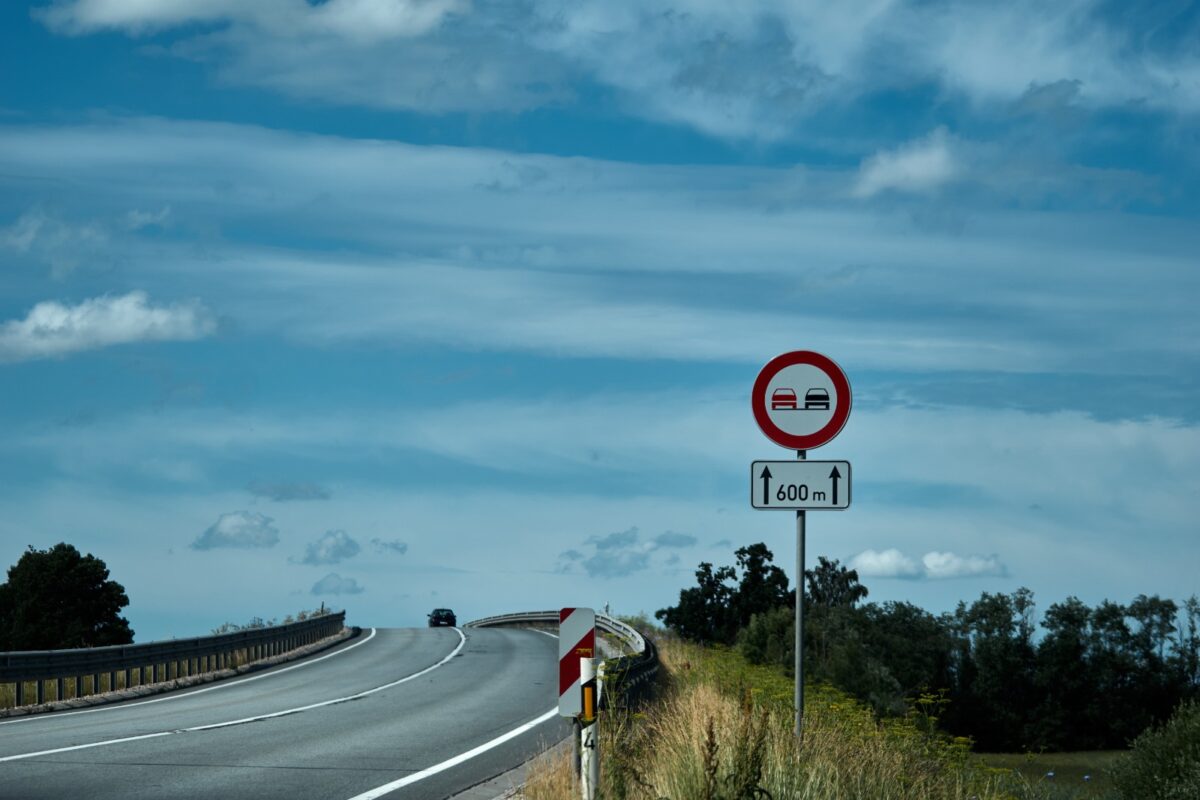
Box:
[0,543,134,650]
[732,543,791,630]
[1034,596,1094,749]
[657,543,792,645]
[655,561,737,643]
[805,556,869,609]
[954,589,1038,751]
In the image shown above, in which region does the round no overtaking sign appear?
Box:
[751,350,852,450]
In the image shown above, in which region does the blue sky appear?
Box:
[1,1,1197,642]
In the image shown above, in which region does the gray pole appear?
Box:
[795,448,806,739]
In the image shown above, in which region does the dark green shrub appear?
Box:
[1109,699,1200,799]
[737,606,792,672]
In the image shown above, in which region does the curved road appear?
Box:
[0,627,571,800]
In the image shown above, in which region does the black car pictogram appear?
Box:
[804,388,830,410]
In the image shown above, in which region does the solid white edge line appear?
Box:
[0,627,379,727]
[0,628,466,763]
[344,707,560,800]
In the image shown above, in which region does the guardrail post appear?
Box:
[36,679,45,705]
[16,681,24,706]
[57,677,65,701]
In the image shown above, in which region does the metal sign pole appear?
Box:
[795,448,806,739]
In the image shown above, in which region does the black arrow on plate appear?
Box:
[760,465,773,506]
[829,465,842,506]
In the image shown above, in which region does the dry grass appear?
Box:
[525,745,580,800]
[524,636,1083,800]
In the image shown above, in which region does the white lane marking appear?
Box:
[0,628,379,727]
[0,628,466,763]
[344,708,559,800]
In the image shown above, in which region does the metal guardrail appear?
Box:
[1,611,346,708]
[466,610,659,707]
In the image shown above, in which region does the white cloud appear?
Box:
[921,551,1006,580]
[849,548,921,578]
[850,548,1007,580]
[300,529,361,565]
[0,291,214,363]
[311,572,364,595]
[853,128,959,198]
[192,511,280,550]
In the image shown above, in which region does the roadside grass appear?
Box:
[526,634,1116,799]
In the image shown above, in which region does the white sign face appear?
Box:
[750,461,851,509]
[762,364,841,440]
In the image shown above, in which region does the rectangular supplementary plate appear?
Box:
[750,461,851,510]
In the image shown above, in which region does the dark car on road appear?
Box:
[428,608,457,627]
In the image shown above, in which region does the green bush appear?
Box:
[1109,699,1200,799]
[736,606,792,672]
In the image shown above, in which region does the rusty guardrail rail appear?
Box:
[1,611,346,707]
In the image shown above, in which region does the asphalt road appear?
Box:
[0,627,572,800]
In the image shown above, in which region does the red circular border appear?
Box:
[751,351,851,450]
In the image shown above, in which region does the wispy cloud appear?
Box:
[853,128,959,198]
[38,0,462,41]
[311,572,364,595]
[0,291,214,363]
[124,206,171,231]
[849,548,1006,580]
[300,529,360,565]
[654,531,698,548]
[34,2,1200,138]
[3,119,1189,375]
[558,525,697,578]
[1,208,108,278]
[247,481,331,502]
[371,538,409,555]
[192,511,280,550]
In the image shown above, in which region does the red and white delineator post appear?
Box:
[559,608,599,800]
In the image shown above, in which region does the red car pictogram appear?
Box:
[771,388,798,410]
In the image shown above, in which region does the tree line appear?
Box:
[656,543,1200,752]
